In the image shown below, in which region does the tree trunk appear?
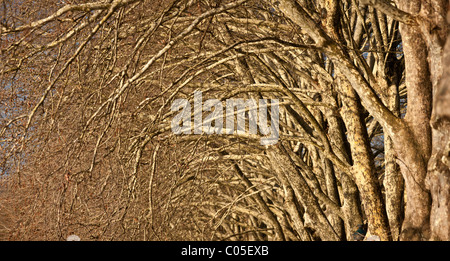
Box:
[321,79,363,240]
[396,18,432,241]
[383,135,404,241]
[267,143,340,241]
[426,11,450,240]
[338,79,391,241]
[383,80,404,241]
[394,0,448,240]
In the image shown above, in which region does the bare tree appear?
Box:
[0,0,448,241]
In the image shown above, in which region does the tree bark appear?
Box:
[394,21,433,240]
[321,80,363,240]
[338,79,391,241]
[393,0,448,240]
[267,143,340,241]
[426,11,450,240]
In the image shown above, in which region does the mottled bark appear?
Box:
[267,143,340,240]
[356,0,449,241]
[383,135,403,241]
[393,0,446,240]
[426,12,450,240]
[321,81,363,240]
[310,90,345,239]
[338,79,391,241]
[323,157,346,240]
[383,75,404,241]
[275,164,313,241]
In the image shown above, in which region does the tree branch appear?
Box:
[360,0,417,25]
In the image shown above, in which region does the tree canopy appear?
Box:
[0,0,449,241]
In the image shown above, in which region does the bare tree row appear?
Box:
[0,0,448,241]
